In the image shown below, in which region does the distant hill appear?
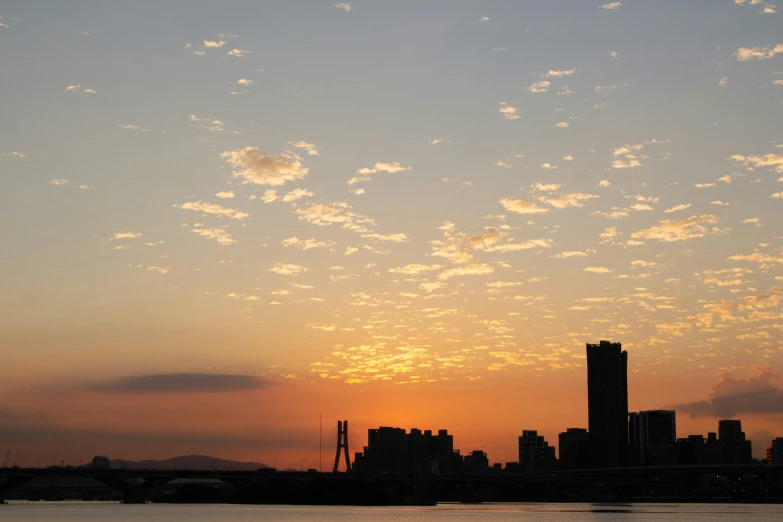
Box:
[110,455,270,471]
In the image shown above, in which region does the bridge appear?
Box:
[2,464,783,504]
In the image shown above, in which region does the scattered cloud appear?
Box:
[282,237,334,250]
[175,201,249,220]
[349,161,412,184]
[226,49,249,57]
[499,102,520,120]
[388,264,442,275]
[729,153,783,173]
[335,2,352,11]
[734,44,783,61]
[438,263,494,280]
[50,179,70,185]
[289,141,319,156]
[599,2,623,10]
[664,203,692,213]
[203,40,226,48]
[527,81,551,93]
[268,262,309,276]
[546,69,576,77]
[584,266,613,273]
[631,215,719,242]
[192,227,236,245]
[281,188,315,202]
[221,147,309,186]
[500,197,549,214]
[215,191,235,199]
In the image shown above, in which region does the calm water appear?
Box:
[2,503,783,521]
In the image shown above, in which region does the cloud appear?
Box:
[535,192,599,209]
[726,253,783,267]
[226,49,249,57]
[281,188,315,202]
[741,217,761,226]
[119,124,150,132]
[335,2,352,11]
[361,232,408,242]
[546,69,576,77]
[527,81,551,93]
[552,251,588,259]
[50,179,70,185]
[349,162,412,184]
[388,264,442,275]
[236,78,253,86]
[215,191,235,199]
[203,40,226,48]
[554,122,569,128]
[672,367,783,418]
[600,2,622,9]
[495,160,512,168]
[111,232,142,241]
[498,102,520,120]
[541,162,557,170]
[221,147,309,186]
[438,263,494,280]
[584,266,613,273]
[531,183,562,192]
[289,141,319,156]
[611,139,669,169]
[261,189,279,203]
[729,153,783,173]
[430,138,442,145]
[192,227,235,245]
[772,192,783,199]
[500,197,549,214]
[146,266,168,274]
[664,203,692,213]
[3,151,25,159]
[734,44,783,61]
[631,215,719,242]
[268,262,309,276]
[175,201,249,220]
[87,373,273,394]
[282,237,334,250]
[599,180,611,187]
[719,77,728,86]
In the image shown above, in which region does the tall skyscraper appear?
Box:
[629,410,676,466]
[586,340,628,468]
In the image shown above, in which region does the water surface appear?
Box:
[4,502,783,521]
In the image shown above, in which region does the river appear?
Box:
[2,503,783,521]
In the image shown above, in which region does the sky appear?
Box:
[1,0,782,468]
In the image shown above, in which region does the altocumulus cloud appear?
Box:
[86,373,274,394]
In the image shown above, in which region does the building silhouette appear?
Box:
[352,427,461,474]
[558,428,590,469]
[629,410,677,466]
[518,430,556,473]
[586,340,628,468]
[717,420,752,464]
[767,438,783,465]
[677,420,752,465]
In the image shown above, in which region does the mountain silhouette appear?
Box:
[110,455,270,471]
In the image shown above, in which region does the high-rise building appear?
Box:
[558,428,590,470]
[717,419,752,464]
[518,430,556,473]
[629,410,677,466]
[586,340,628,468]
[767,438,783,465]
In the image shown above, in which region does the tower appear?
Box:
[586,340,628,468]
[333,420,351,472]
